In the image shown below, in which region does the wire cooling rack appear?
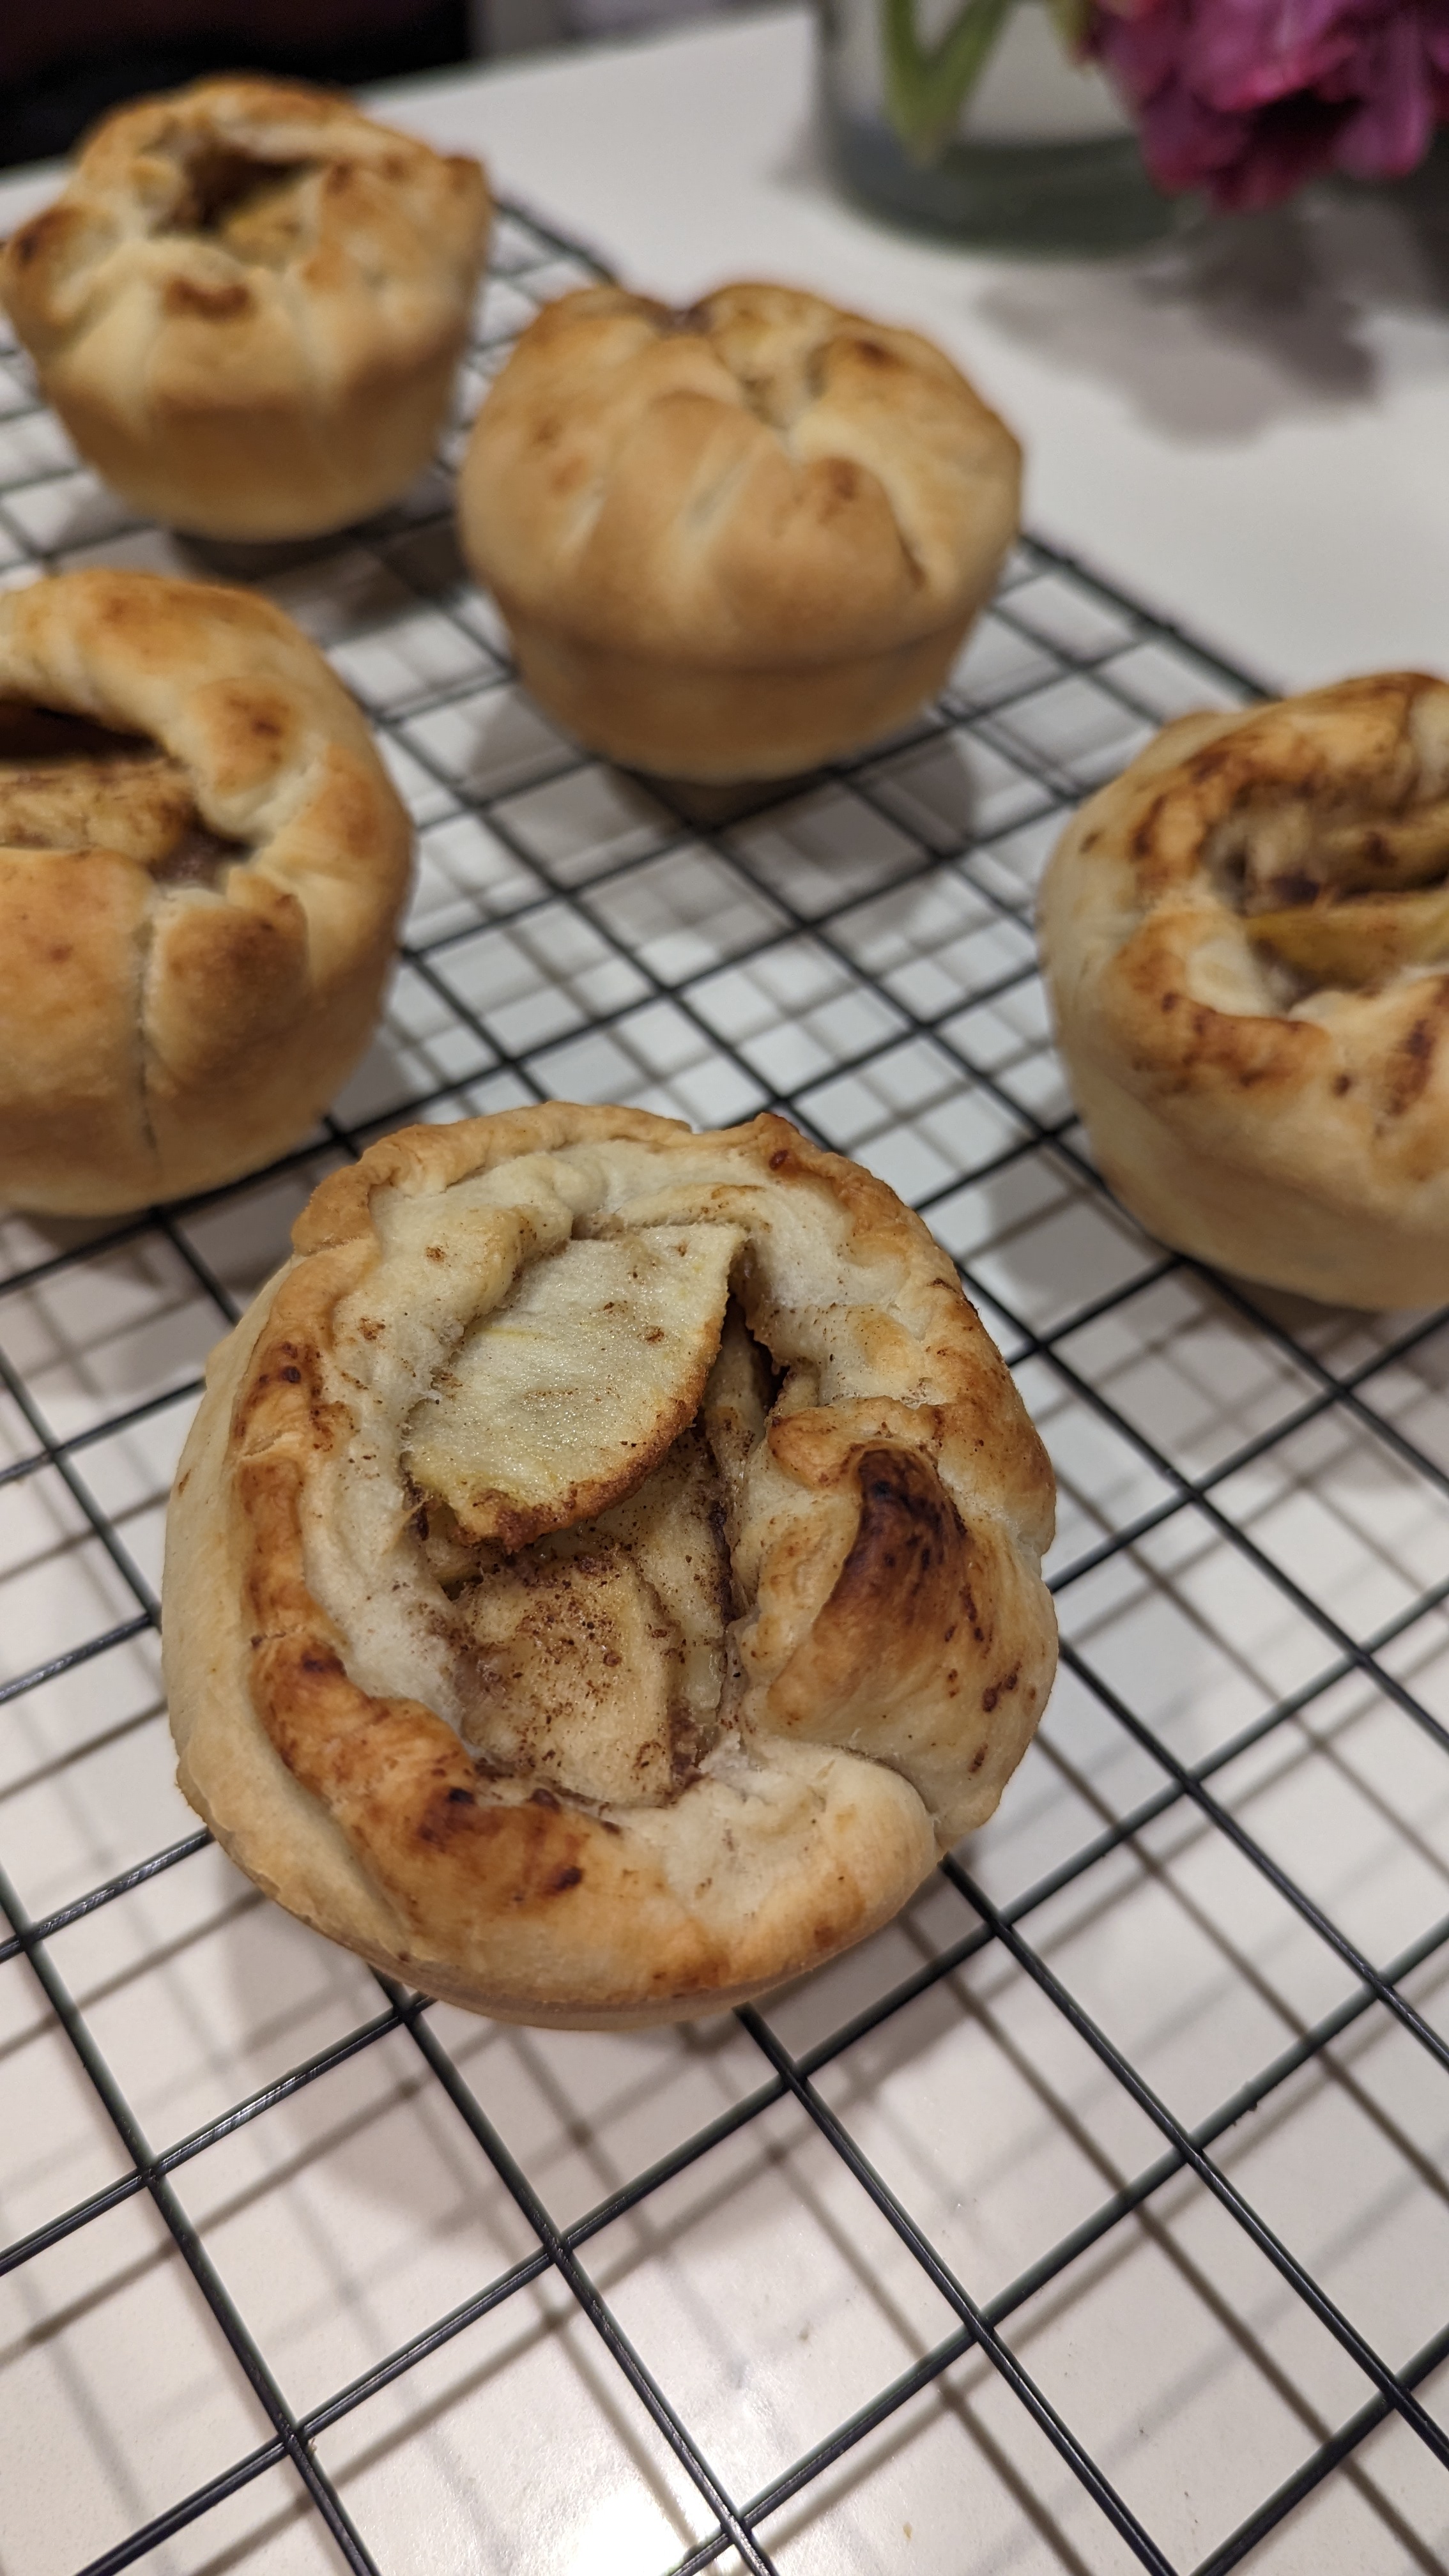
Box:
[2,195,1449,2576]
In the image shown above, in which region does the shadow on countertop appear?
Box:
[972,141,1449,440]
[774,94,1449,443]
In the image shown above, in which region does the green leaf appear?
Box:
[881,0,1022,166]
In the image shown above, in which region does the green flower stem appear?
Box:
[1045,0,1092,46]
[882,0,1020,165]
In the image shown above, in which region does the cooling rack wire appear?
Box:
[2,201,1448,2576]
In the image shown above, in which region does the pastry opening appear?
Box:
[1207,786,1449,997]
[0,700,154,766]
[148,820,247,887]
[406,1266,783,1814]
[164,147,318,258]
[729,344,829,439]
[656,298,830,436]
[0,698,245,882]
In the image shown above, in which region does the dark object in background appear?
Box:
[0,0,470,169]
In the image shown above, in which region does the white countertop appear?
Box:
[4,9,1445,693]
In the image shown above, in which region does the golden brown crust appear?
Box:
[1038,674,1449,1307]
[457,281,1021,780]
[163,1105,1057,2023]
[1,79,490,540]
[0,567,412,1215]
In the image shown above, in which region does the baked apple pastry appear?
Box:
[164,1105,1057,2025]
[1,78,489,540]
[1039,673,1449,1308]
[458,281,1021,781]
[0,568,411,1215]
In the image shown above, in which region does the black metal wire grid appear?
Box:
[2,198,1449,2576]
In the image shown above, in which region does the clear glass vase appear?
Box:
[819,0,1175,254]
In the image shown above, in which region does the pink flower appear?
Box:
[1087,0,1449,209]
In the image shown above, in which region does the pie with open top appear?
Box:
[164,1103,1058,2024]
[0,567,411,1216]
[1039,673,1449,1308]
[1,78,489,540]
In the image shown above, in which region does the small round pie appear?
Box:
[457,280,1021,781]
[1039,673,1449,1308]
[164,1104,1057,2026]
[0,567,411,1216]
[1,78,490,541]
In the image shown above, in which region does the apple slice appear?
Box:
[1248,885,1449,989]
[406,1224,740,1547]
